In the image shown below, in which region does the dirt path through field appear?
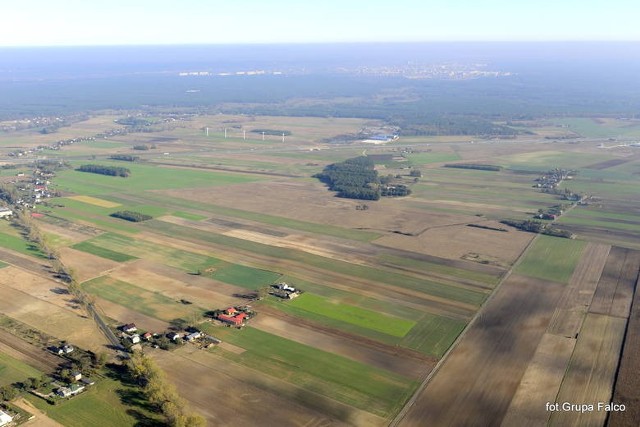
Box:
[12,398,64,427]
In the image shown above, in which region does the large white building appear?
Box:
[0,208,12,218]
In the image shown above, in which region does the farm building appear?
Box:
[142,332,153,341]
[167,332,180,341]
[71,371,82,381]
[185,331,202,341]
[0,208,12,218]
[218,312,248,326]
[57,384,85,398]
[62,344,74,354]
[0,411,12,427]
[121,323,137,333]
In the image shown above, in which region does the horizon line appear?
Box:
[1,40,639,48]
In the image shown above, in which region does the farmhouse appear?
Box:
[0,208,12,218]
[71,371,82,381]
[57,384,85,398]
[217,307,250,326]
[0,411,12,427]
[142,332,153,341]
[128,334,141,344]
[121,323,137,333]
[62,344,74,354]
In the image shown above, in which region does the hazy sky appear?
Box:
[1,0,638,46]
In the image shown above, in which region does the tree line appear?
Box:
[77,164,130,177]
[127,352,205,427]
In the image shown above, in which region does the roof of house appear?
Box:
[226,307,237,314]
[122,323,137,330]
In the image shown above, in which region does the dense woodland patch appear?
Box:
[314,156,411,200]
[77,164,131,177]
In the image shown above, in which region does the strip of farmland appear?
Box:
[397,274,564,426]
[608,269,640,427]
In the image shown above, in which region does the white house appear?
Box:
[0,208,13,218]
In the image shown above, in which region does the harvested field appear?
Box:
[151,346,380,426]
[548,243,611,337]
[589,247,640,318]
[66,195,121,208]
[397,275,565,427]
[83,276,200,322]
[375,222,533,266]
[92,297,169,333]
[58,247,120,282]
[550,313,628,427]
[608,272,640,427]
[159,179,472,236]
[0,269,108,351]
[251,314,430,378]
[109,260,243,309]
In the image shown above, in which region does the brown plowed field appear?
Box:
[151,346,384,427]
[589,247,640,318]
[608,273,640,427]
[58,247,120,283]
[397,275,564,427]
[93,297,170,333]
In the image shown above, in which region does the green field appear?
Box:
[71,241,138,262]
[0,352,43,386]
[0,231,46,258]
[79,232,221,272]
[54,161,261,196]
[82,276,201,322]
[171,211,208,221]
[205,326,417,417]
[288,293,416,337]
[515,235,586,283]
[400,313,466,358]
[26,378,161,427]
[208,263,282,289]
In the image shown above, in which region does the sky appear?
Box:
[1,0,638,46]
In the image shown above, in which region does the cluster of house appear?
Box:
[8,171,55,209]
[533,168,573,190]
[269,282,301,300]
[49,344,74,355]
[120,323,220,351]
[216,306,254,326]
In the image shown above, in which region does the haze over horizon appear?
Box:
[2,0,639,47]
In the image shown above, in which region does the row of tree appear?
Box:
[127,352,205,427]
[77,164,130,177]
[501,219,574,238]
[109,155,140,162]
[444,163,503,171]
